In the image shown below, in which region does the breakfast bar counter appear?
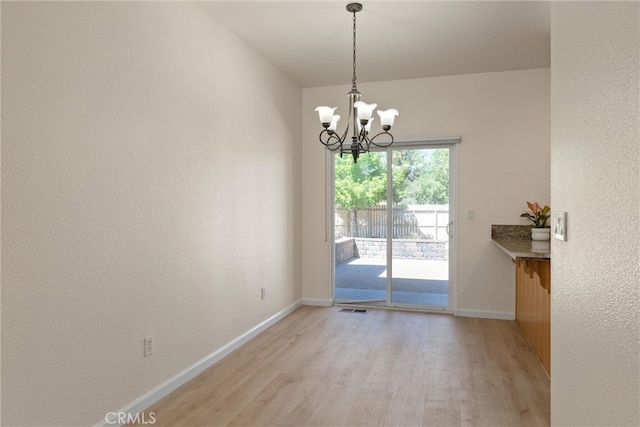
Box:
[491,224,550,259]
[492,225,551,376]
[491,237,551,260]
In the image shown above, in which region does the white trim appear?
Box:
[455,309,515,320]
[303,298,333,307]
[386,302,454,314]
[95,299,303,427]
[394,135,461,146]
[327,149,336,302]
[385,151,393,305]
[448,143,458,312]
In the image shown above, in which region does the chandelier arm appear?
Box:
[367,131,395,148]
[339,94,357,143]
[337,121,351,144]
[360,134,372,152]
[319,130,345,151]
[357,127,367,143]
[326,144,344,152]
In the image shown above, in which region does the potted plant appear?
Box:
[520,201,551,240]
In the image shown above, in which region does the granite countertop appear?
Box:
[491,225,551,260]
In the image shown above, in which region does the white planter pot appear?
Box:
[531,228,550,241]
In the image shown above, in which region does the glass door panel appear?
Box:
[334,152,388,303]
[390,148,450,307]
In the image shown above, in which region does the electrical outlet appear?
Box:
[144,335,154,357]
[261,287,266,300]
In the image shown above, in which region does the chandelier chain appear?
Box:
[352,10,357,88]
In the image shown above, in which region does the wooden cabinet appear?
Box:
[515,259,550,376]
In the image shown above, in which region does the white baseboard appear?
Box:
[455,308,515,320]
[96,299,303,427]
[302,298,333,307]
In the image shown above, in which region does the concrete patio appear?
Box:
[335,257,449,307]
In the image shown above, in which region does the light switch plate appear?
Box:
[553,211,567,241]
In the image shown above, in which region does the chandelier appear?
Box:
[315,3,399,163]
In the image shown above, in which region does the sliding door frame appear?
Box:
[384,140,457,312]
[329,136,460,312]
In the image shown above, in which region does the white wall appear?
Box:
[1,2,301,425]
[302,68,550,317]
[550,2,639,425]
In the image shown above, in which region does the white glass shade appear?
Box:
[357,117,374,133]
[377,109,399,127]
[354,101,377,121]
[315,106,337,124]
[328,115,341,131]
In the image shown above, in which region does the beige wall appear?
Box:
[1,2,301,425]
[302,68,550,317]
[550,2,639,425]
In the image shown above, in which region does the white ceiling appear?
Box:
[199,1,551,88]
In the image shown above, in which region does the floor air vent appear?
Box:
[339,308,368,314]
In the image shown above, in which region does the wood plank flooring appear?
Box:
[141,306,550,426]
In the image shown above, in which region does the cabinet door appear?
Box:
[515,259,550,376]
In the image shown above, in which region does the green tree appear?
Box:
[335,153,388,237]
[335,153,386,209]
[409,149,449,204]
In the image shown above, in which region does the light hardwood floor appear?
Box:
[142,306,550,426]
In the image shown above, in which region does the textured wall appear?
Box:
[1,2,301,425]
[302,68,550,316]
[550,2,639,425]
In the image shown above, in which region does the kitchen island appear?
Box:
[492,225,550,376]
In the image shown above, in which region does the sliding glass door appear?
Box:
[334,152,389,304]
[389,148,450,308]
[333,144,453,310]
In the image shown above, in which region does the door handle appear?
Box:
[446,221,453,238]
